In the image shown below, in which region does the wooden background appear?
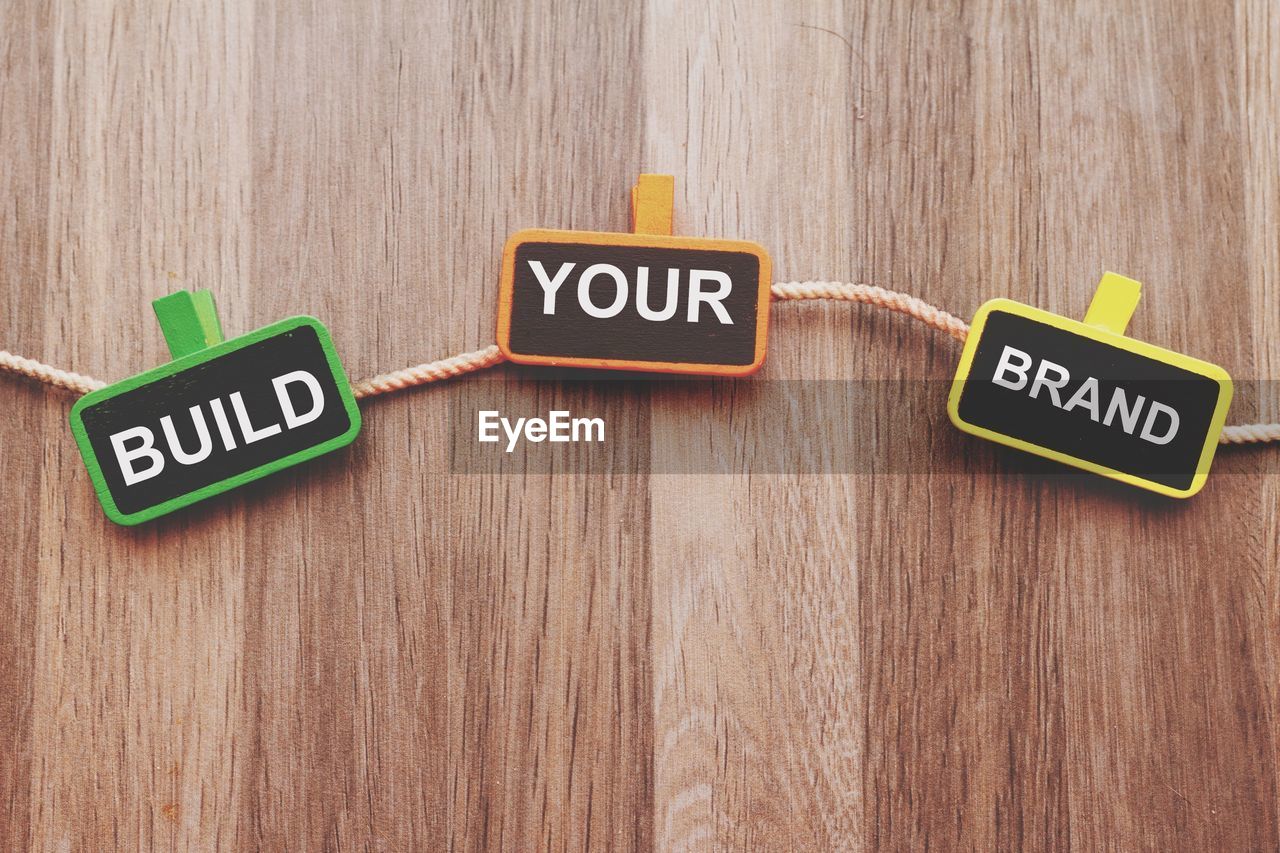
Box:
[2,0,1278,849]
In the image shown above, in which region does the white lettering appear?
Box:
[208,397,237,450]
[986,351,1185,446]
[1062,377,1101,422]
[1029,359,1070,407]
[530,261,575,315]
[549,410,571,442]
[1140,401,1180,445]
[573,415,604,442]
[273,370,325,429]
[502,416,526,453]
[230,391,282,444]
[160,407,213,465]
[686,270,734,324]
[992,346,1033,391]
[478,410,500,443]
[110,426,165,486]
[635,268,680,322]
[1102,388,1146,434]
[102,370,344,488]
[578,264,629,318]
[476,409,606,452]
[528,263,747,325]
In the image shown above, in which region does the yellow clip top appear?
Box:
[630,174,674,235]
[1083,271,1142,335]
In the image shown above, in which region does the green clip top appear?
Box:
[153,290,225,360]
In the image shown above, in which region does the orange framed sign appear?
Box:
[496,176,773,377]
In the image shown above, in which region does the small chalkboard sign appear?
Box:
[947,274,1232,497]
[496,175,772,376]
[71,292,361,525]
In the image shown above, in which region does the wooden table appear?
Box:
[2,1,1277,849]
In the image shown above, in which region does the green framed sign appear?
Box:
[70,292,362,525]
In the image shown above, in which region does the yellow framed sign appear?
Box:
[496,175,773,377]
[947,274,1232,498]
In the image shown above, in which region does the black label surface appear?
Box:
[77,326,353,516]
[507,242,763,366]
[955,310,1223,491]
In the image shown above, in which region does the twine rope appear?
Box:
[351,345,506,399]
[770,281,972,341]
[0,350,107,395]
[1,282,1276,445]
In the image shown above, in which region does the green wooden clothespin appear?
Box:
[70,289,361,525]
[152,290,225,360]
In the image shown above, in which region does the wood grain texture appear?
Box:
[1,0,1277,850]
